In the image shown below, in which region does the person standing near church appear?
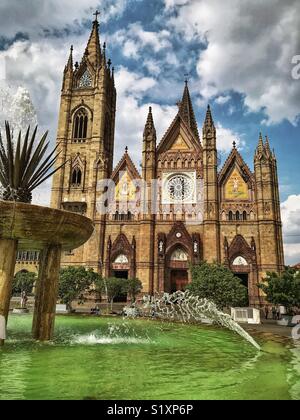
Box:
[264,306,269,320]
[276,306,281,321]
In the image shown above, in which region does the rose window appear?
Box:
[167,174,194,201]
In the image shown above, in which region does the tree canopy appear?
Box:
[187,262,248,309]
[58,266,102,310]
[124,278,143,303]
[103,277,127,310]
[259,268,300,314]
[13,271,36,296]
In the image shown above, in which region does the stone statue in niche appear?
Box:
[224,237,229,253]
[194,241,198,254]
[159,240,164,254]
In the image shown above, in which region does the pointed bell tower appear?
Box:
[254,134,284,271]
[51,12,117,272]
[142,107,157,182]
[202,105,220,262]
[178,81,200,141]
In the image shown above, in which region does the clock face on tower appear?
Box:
[162,172,196,204]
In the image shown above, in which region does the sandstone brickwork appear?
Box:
[48,20,284,307]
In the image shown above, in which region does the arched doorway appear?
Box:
[111,254,129,303]
[169,247,189,293]
[225,235,260,306]
[112,254,129,278]
[231,256,250,306]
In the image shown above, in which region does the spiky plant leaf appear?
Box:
[13,131,22,188]
[0,121,66,203]
[30,160,66,191]
[5,122,14,187]
[28,150,61,189]
[21,131,49,187]
[19,126,30,174]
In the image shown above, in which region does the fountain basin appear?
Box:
[12,309,29,315]
[0,201,94,250]
[0,200,94,344]
[1,315,299,401]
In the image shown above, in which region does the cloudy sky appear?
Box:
[0,0,299,264]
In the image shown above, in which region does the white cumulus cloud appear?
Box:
[165,0,300,125]
[281,194,300,265]
[114,67,177,164]
[110,22,172,60]
[215,95,231,105]
[215,123,244,154]
[0,0,127,39]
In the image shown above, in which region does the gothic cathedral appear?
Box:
[50,18,284,306]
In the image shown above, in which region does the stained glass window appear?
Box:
[232,256,248,266]
[114,254,129,264]
[167,174,194,202]
[79,70,92,88]
[73,108,88,141]
[171,248,188,262]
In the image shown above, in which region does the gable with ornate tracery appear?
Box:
[106,234,136,278]
[219,145,256,221]
[157,114,203,177]
[73,59,95,90]
[68,153,86,191]
[224,235,257,268]
[106,151,142,221]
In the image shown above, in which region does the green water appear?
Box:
[0,315,299,400]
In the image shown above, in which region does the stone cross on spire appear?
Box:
[93,10,100,21]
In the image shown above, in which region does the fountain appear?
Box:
[0,200,94,345]
[0,78,299,401]
[139,291,261,350]
[1,314,299,400]
[0,115,94,345]
[0,83,37,135]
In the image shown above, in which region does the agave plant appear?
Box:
[0,121,64,203]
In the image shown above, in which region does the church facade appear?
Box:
[49,18,284,306]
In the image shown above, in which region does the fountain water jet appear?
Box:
[142,291,261,350]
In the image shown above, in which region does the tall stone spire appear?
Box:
[257,132,264,154]
[265,135,271,156]
[203,104,215,129]
[143,106,156,140]
[202,101,219,261]
[65,45,73,72]
[178,81,200,141]
[142,107,156,182]
[62,45,74,91]
[202,105,216,149]
[84,14,102,68]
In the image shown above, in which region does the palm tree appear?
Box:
[0,121,64,203]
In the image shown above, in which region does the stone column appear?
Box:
[157,259,165,292]
[0,239,18,346]
[32,244,62,341]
